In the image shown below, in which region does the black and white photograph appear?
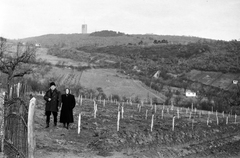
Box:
[0,0,240,157]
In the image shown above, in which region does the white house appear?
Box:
[185,90,196,97]
[35,43,41,47]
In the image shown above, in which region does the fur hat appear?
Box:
[49,82,56,87]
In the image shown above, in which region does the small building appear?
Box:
[185,90,196,97]
[153,70,161,79]
[35,43,41,47]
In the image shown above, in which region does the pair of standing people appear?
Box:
[44,82,75,129]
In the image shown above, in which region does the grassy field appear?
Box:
[36,48,88,66]
[45,67,165,102]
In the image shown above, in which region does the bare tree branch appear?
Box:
[0,38,36,87]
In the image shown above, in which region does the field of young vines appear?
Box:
[35,96,240,158]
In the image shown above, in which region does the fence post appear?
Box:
[17,83,21,98]
[78,113,81,135]
[0,91,5,152]
[28,97,36,158]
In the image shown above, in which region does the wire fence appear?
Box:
[0,82,30,158]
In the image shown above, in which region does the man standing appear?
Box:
[44,82,61,128]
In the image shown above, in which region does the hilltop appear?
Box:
[15,30,215,48]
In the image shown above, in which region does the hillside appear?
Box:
[15,31,214,48]
[186,70,240,91]
[41,66,165,102]
[7,33,240,109]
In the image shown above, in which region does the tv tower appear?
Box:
[82,24,87,34]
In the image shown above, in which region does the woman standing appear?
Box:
[60,88,76,129]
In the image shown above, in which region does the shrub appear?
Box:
[174,95,182,106]
[134,95,141,103]
[122,96,128,102]
[111,94,121,101]
[27,79,49,92]
[152,97,159,104]
[199,101,213,111]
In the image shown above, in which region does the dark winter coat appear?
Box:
[44,89,61,112]
[60,94,76,123]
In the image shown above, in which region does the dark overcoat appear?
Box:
[44,89,61,112]
[60,94,76,123]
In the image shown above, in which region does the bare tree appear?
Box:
[0,37,36,90]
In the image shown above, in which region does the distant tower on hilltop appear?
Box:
[82,24,87,34]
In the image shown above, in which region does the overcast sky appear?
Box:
[0,0,239,40]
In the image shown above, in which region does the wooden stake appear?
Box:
[226,116,228,125]
[145,109,148,120]
[192,119,194,130]
[117,111,120,131]
[94,101,97,118]
[80,95,83,106]
[17,82,21,97]
[172,116,176,131]
[167,108,169,114]
[9,86,13,99]
[177,108,180,119]
[235,114,237,124]
[28,97,36,158]
[216,115,219,125]
[103,99,105,107]
[78,113,81,134]
[121,105,124,119]
[161,110,164,119]
[189,112,192,120]
[222,111,225,118]
[207,116,209,126]
[154,104,157,113]
[151,114,154,132]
